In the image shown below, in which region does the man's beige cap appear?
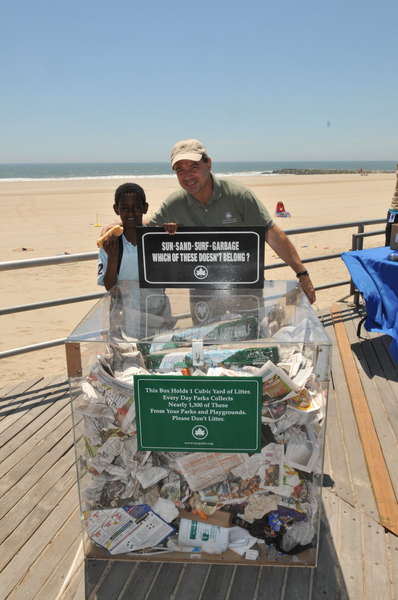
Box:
[170,139,207,168]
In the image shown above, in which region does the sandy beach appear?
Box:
[0,172,394,388]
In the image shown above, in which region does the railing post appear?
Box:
[357,224,365,251]
[351,225,365,307]
[350,234,358,299]
[65,342,82,378]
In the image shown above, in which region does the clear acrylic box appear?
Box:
[67,280,331,567]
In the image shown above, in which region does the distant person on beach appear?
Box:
[102,140,315,303]
[275,200,291,218]
[97,183,148,290]
[151,139,315,304]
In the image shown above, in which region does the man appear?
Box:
[149,139,315,303]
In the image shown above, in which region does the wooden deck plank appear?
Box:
[0,449,74,544]
[65,568,85,600]
[0,381,24,401]
[320,488,397,600]
[173,564,211,600]
[146,563,185,600]
[347,318,398,442]
[378,335,398,398]
[228,566,260,600]
[312,499,349,599]
[200,565,236,600]
[363,333,398,445]
[322,491,341,558]
[386,533,398,600]
[0,377,44,406]
[347,317,398,415]
[284,567,312,600]
[0,431,73,521]
[84,559,110,599]
[0,465,76,570]
[323,427,333,480]
[0,412,73,497]
[0,489,79,600]
[117,563,161,600]
[326,321,378,520]
[360,512,392,599]
[0,377,67,443]
[347,315,398,397]
[0,375,65,409]
[0,376,47,426]
[0,394,69,464]
[344,318,398,501]
[0,403,71,479]
[331,303,398,535]
[256,567,286,599]
[325,381,356,506]
[338,501,364,598]
[86,562,136,600]
[31,535,84,600]
[0,383,69,456]
[8,508,81,600]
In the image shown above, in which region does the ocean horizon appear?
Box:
[0,160,395,182]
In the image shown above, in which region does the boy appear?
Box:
[97,183,148,290]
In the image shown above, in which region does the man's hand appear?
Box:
[265,224,316,304]
[297,273,316,304]
[163,222,178,234]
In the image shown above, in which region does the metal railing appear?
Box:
[0,218,385,359]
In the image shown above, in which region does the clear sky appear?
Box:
[2,0,397,162]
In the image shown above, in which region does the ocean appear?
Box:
[0,160,395,182]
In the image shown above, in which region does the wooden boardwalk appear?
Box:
[0,304,397,600]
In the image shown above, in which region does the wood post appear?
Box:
[65,342,82,378]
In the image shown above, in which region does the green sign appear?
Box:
[134,375,262,453]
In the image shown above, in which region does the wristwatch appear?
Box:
[296,270,309,278]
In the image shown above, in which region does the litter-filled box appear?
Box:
[66,280,331,567]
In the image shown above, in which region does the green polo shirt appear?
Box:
[148,176,274,229]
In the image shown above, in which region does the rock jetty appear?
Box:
[270,168,362,175]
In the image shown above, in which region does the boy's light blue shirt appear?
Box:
[97,235,139,286]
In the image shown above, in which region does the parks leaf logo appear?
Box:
[192,425,208,440]
[193,265,208,280]
[194,300,210,322]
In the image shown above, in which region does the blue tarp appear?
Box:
[341,246,398,361]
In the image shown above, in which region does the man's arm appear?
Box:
[265,224,316,304]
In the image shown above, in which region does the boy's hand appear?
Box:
[163,222,178,234]
[103,236,119,256]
